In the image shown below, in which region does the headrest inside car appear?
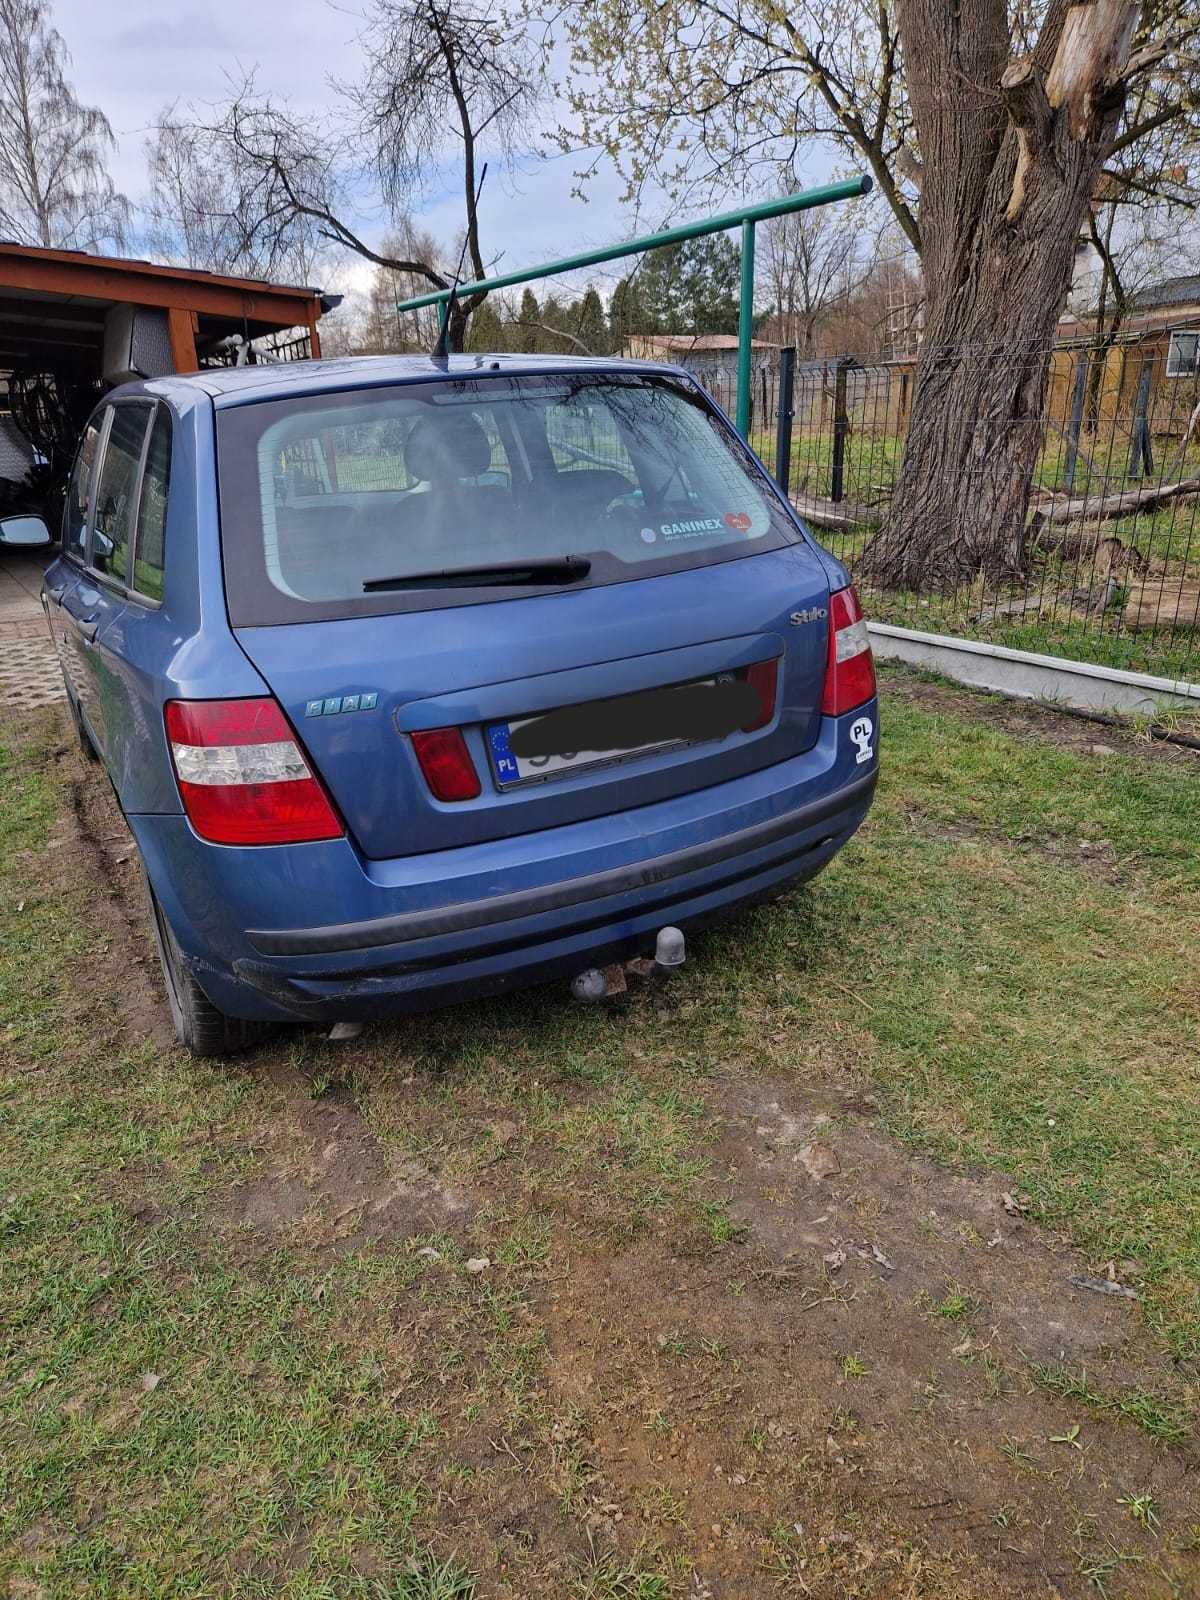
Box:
[404,413,493,484]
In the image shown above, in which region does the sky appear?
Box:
[51,0,675,307]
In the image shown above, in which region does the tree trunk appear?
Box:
[860,0,1140,591]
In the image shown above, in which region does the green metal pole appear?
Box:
[394,175,872,314]
[736,218,756,439]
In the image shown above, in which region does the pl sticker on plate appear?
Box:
[486,722,522,786]
[850,716,875,765]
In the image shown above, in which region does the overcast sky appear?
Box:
[52,0,665,304]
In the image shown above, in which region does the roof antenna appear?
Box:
[432,161,488,360]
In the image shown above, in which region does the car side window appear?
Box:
[63,416,104,564]
[91,405,151,584]
[131,408,172,603]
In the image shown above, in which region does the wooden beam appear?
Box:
[0,295,106,330]
[0,241,320,302]
[308,304,322,360]
[0,251,320,330]
[1125,581,1200,631]
[167,307,198,375]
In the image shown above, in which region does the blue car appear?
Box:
[42,355,877,1055]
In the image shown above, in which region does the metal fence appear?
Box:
[693,337,1200,683]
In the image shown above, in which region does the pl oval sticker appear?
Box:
[850,716,875,765]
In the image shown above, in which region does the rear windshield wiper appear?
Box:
[363,556,592,592]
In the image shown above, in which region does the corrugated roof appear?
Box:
[1131,273,1200,311]
[628,333,781,351]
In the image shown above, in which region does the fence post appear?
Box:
[735,218,756,439]
[1063,350,1090,493]
[830,358,852,503]
[774,346,796,494]
[1128,358,1154,479]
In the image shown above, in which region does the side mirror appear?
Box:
[0,515,51,548]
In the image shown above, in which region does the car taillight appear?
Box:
[741,658,779,731]
[411,727,481,802]
[164,698,344,845]
[821,585,876,717]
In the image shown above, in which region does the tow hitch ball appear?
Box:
[570,926,687,1003]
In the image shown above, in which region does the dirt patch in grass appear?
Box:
[881,664,1200,769]
[537,1070,1197,1598]
[899,809,1135,888]
[721,1075,1161,1372]
[216,1065,474,1258]
[23,731,473,1259]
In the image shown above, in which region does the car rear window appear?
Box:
[215,373,803,624]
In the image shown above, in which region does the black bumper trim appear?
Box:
[247,770,877,957]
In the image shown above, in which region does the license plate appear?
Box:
[486,716,680,788]
[486,675,741,789]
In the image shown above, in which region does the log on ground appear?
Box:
[789,492,882,532]
[1030,474,1200,529]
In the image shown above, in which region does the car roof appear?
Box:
[129,352,693,411]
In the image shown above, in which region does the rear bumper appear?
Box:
[128,703,878,1022]
[247,772,873,956]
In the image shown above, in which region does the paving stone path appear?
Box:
[0,554,64,707]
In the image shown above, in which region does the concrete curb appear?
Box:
[867,622,1200,715]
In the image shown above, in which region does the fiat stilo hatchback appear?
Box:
[44,355,878,1055]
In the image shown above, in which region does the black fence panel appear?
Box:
[691,340,1200,684]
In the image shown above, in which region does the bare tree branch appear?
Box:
[509,317,592,352]
[154,3,546,344]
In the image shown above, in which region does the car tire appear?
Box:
[66,686,98,762]
[146,878,276,1058]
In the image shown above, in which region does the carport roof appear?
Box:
[0,241,335,371]
[0,240,336,308]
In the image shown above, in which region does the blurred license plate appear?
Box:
[486,717,677,788]
[486,674,743,789]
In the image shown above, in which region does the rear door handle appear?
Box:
[45,583,66,604]
[77,618,100,645]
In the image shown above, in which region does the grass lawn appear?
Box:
[845,679,1200,1346]
[2,675,1199,1597]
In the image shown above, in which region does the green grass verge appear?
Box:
[836,691,1200,1352]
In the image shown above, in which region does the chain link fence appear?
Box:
[689,337,1200,683]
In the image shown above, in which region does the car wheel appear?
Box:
[66,686,98,762]
[145,878,276,1058]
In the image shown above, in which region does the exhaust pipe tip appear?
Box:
[570,968,609,1004]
